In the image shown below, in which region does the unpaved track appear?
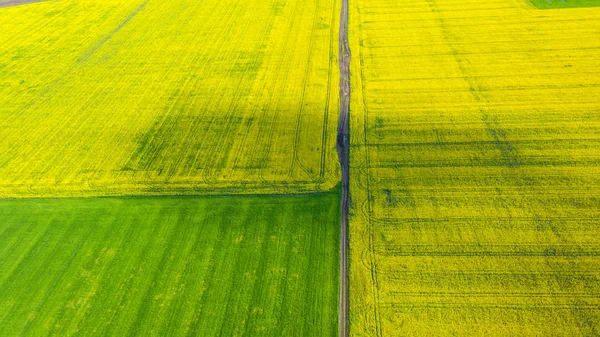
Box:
[0,0,46,8]
[337,0,350,334]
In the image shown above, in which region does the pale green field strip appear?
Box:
[0,192,339,336]
[0,0,340,197]
[528,0,600,9]
[348,0,600,335]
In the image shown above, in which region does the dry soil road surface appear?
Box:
[337,0,351,334]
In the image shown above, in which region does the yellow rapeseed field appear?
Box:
[349,0,600,335]
[0,0,340,197]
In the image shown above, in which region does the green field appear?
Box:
[528,0,600,9]
[0,192,339,336]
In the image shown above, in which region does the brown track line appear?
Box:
[337,0,350,334]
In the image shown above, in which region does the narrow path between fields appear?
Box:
[0,0,45,8]
[337,0,350,334]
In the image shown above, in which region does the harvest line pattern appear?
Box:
[78,0,150,63]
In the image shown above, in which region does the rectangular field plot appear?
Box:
[0,0,340,197]
[0,192,339,336]
[349,0,600,335]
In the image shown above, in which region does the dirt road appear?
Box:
[0,0,45,8]
[337,0,350,334]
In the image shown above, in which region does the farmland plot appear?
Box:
[349,0,600,335]
[0,192,339,336]
[528,0,600,9]
[0,0,340,197]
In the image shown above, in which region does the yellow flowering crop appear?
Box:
[0,0,340,197]
[349,0,600,335]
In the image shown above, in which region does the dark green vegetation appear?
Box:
[0,193,339,336]
[528,0,600,9]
